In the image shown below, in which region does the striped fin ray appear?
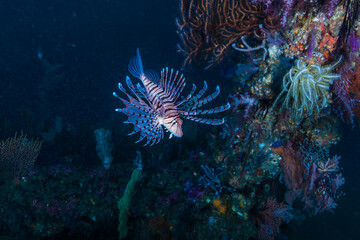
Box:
[115,82,153,114]
[190,86,220,109]
[135,121,163,146]
[113,80,164,145]
[160,67,174,95]
[141,78,164,105]
[180,81,208,107]
[125,76,148,100]
[160,67,166,89]
[184,116,226,125]
[170,71,186,101]
[160,67,186,100]
[121,103,164,145]
[183,103,231,115]
[176,84,196,106]
[114,83,145,110]
[142,123,164,146]
[136,83,149,99]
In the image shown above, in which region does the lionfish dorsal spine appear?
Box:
[172,75,186,101]
[160,67,186,101]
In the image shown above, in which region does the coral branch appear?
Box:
[177,0,279,68]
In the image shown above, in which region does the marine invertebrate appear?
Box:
[272,56,343,118]
[317,155,340,174]
[256,199,292,240]
[230,93,258,118]
[0,133,42,183]
[335,0,360,50]
[113,49,230,146]
[324,0,342,18]
[176,0,279,67]
[232,35,268,63]
[118,165,142,239]
[94,128,113,169]
[199,165,223,195]
[276,141,344,214]
[333,39,360,125]
[280,0,296,27]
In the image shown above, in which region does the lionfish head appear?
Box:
[164,117,183,138]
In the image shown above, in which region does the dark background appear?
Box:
[0,1,359,239]
[0,0,229,164]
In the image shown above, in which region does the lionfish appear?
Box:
[113,49,230,146]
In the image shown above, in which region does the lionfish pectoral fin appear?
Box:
[135,135,145,143]
[191,85,221,109]
[177,84,196,106]
[191,81,207,102]
[128,48,144,79]
[113,92,122,101]
[184,103,230,115]
[136,83,146,94]
[185,116,226,125]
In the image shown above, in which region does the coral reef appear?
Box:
[2,0,360,239]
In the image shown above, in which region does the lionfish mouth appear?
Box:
[166,122,183,138]
[169,127,183,138]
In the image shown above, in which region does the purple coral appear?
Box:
[306,29,316,59]
[280,0,296,27]
[251,0,275,13]
[347,31,360,59]
[333,64,359,126]
[279,142,344,214]
[324,0,342,18]
[257,199,292,240]
[317,194,337,212]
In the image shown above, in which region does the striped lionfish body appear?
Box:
[113,49,230,146]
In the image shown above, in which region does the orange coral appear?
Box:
[318,33,337,51]
[213,198,227,215]
[177,0,279,68]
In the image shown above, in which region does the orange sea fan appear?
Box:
[176,0,280,68]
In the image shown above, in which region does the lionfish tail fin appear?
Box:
[128,48,144,79]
